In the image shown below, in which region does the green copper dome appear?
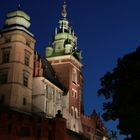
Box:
[6,10,30,21]
[5,10,31,29]
[45,1,82,61]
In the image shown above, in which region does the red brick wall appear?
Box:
[51,58,83,116]
[52,63,71,88]
[0,109,80,140]
[80,114,96,140]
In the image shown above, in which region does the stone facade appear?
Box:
[33,52,67,118]
[0,10,35,112]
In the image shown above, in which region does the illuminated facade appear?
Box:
[0,1,108,140]
[0,9,35,112]
[46,1,83,133]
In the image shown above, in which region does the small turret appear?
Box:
[1,8,33,37]
[5,10,30,28]
[46,45,53,57]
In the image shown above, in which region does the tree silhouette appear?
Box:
[108,130,117,140]
[98,47,140,139]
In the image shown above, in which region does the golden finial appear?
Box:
[61,0,67,18]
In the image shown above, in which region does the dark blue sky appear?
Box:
[1,0,140,139]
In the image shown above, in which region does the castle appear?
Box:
[0,1,108,140]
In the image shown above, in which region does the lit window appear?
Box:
[71,106,74,117]
[0,72,8,84]
[46,102,47,112]
[75,91,78,99]
[56,93,61,102]
[53,89,55,101]
[75,108,78,118]
[72,68,77,84]
[2,49,10,63]
[47,86,53,99]
[72,89,77,99]
[46,85,48,97]
[72,90,75,97]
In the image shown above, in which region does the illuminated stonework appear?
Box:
[0,1,108,140]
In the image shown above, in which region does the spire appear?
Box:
[17,0,21,10]
[61,0,67,18]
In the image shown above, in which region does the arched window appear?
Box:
[71,89,75,97]
[71,106,74,117]
[75,108,78,118]
[72,68,77,84]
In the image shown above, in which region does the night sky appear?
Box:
[1,0,140,139]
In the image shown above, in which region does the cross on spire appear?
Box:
[17,0,21,10]
[61,0,67,18]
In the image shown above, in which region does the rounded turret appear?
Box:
[5,10,30,28]
[65,44,72,54]
[46,46,53,57]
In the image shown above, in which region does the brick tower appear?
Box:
[0,8,35,112]
[46,1,83,132]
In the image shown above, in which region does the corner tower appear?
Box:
[46,1,83,132]
[0,8,35,112]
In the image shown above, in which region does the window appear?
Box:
[8,113,12,120]
[71,107,78,118]
[72,90,75,97]
[5,36,11,43]
[0,72,8,84]
[8,124,12,134]
[19,127,30,137]
[71,106,74,117]
[72,68,77,84]
[46,102,47,112]
[47,86,53,99]
[75,108,78,118]
[29,116,32,122]
[0,95,5,104]
[75,91,78,99]
[23,98,26,105]
[24,53,30,66]
[52,89,55,101]
[36,128,41,137]
[46,85,48,98]
[38,117,42,123]
[23,71,29,87]
[71,89,77,99]
[23,75,28,87]
[18,114,23,121]
[56,93,61,103]
[2,49,10,63]
[26,40,31,47]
